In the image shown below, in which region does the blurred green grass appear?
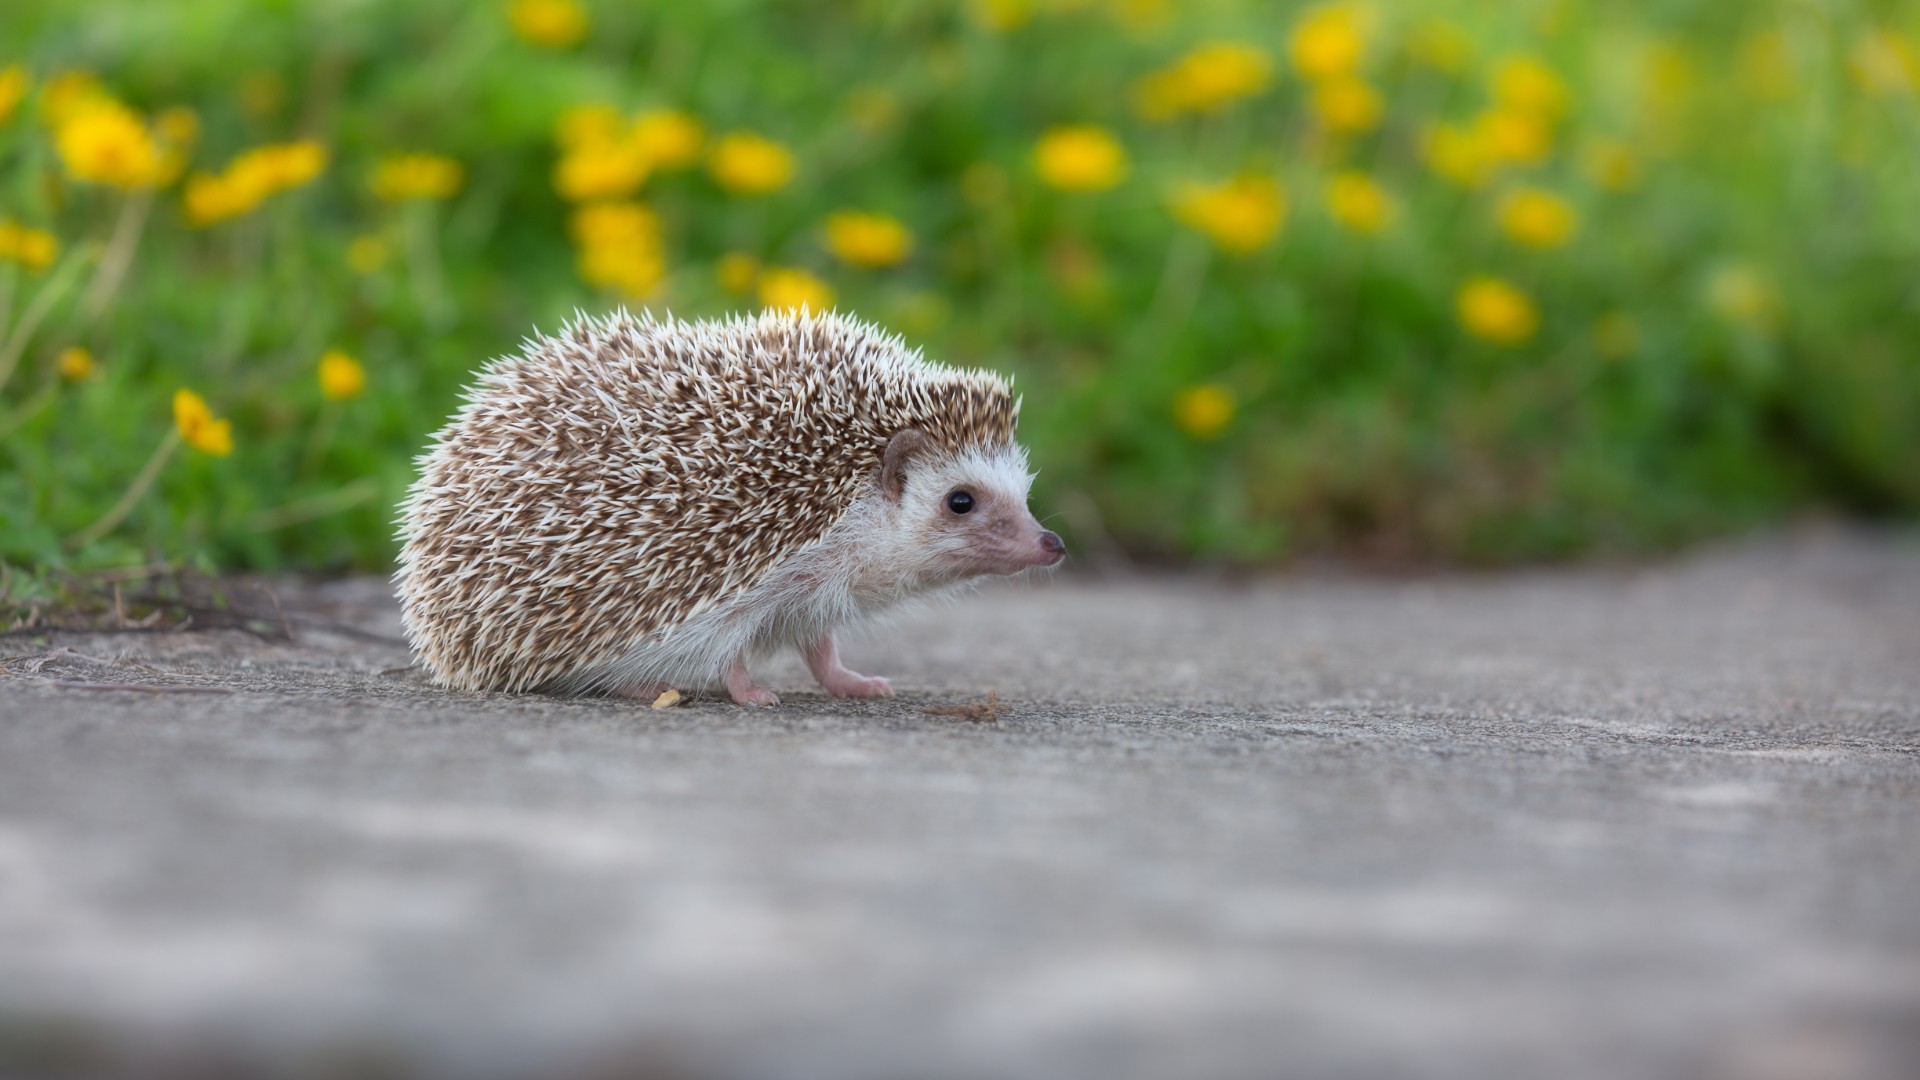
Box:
[2,0,1917,592]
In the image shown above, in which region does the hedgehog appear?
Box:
[394,307,1065,706]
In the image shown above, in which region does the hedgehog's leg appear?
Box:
[723,654,780,707]
[609,682,671,702]
[803,632,895,699]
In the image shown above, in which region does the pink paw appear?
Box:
[730,685,781,708]
[822,674,894,699]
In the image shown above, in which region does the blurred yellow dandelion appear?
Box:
[1850,30,1917,96]
[318,350,366,400]
[508,0,589,48]
[1706,264,1780,330]
[708,132,795,195]
[1311,77,1383,135]
[172,388,233,457]
[1324,171,1391,234]
[1497,187,1578,249]
[184,141,328,226]
[717,252,760,294]
[1034,125,1127,192]
[1171,175,1284,254]
[1133,42,1271,120]
[1471,108,1552,168]
[1457,276,1539,346]
[372,153,463,200]
[57,347,95,382]
[0,66,29,125]
[556,103,623,149]
[39,70,106,126]
[631,109,704,169]
[1422,122,1489,188]
[1172,384,1235,440]
[347,235,389,274]
[55,98,172,189]
[1492,56,1569,120]
[758,267,835,313]
[1579,138,1640,192]
[0,219,59,271]
[824,211,914,268]
[1289,4,1365,82]
[970,0,1035,32]
[1739,31,1798,101]
[1407,20,1472,74]
[554,139,650,201]
[570,201,665,297]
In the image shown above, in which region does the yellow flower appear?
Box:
[1850,30,1917,96]
[0,66,28,125]
[1311,78,1383,135]
[554,139,650,201]
[1407,20,1472,74]
[631,109,703,169]
[55,98,171,189]
[0,220,60,271]
[556,103,623,149]
[1457,276,1539,346]
[1324,171,1391,234]
[372,153,463,200]
[1133,42,1272,120]
[570,201,665,297]
[155,106,199,145]
[1423,122,1489,188]
[183,172,248,226]
[318,349,366,400]
[1471,108,1552,167]
[758,267,835,313]
[1739,30,1798,101]
[970,0,1035,32]
[1033,125,1127,192]
[347,235,389,274]
[1579,138,1640,191]
[39,70,106,126]
[824,211,913,268]
[1289,4,1365,82]
[708,132,794,195]
[1172,384,1235,440]
[1593,312,1638,359]
[1706,264,1780,330]
[172,388,234,456]
[1497,187,1578,249]
[1492,56,1568,120]
[1171,175,1284,254]
[57,347,95,382]
[717,252,760,294]
[183,141,328,226]
[508,0,589,48]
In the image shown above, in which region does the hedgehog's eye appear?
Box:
[945,490,975,515]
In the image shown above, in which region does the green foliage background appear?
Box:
[1,0,1917,583]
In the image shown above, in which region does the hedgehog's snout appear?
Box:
[1038,529,1067,564]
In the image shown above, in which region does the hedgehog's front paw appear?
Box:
[730,685,781,708]
[823,673,893,699]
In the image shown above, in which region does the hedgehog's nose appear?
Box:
[1038,530,1066,561]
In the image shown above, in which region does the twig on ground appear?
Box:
[924,689,1002,722]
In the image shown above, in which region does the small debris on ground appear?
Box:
[923,689,1000,722]
[651,688,682,710]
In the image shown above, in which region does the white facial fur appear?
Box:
[885,443,1062,584]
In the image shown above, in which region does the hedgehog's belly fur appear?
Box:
[548,490,939,696]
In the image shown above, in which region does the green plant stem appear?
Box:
[406,201,453,328]
[68,430,181,551]
[83,187,155,317]
[0,244,92,396]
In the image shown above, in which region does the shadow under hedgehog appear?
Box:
[394,308,1065,706]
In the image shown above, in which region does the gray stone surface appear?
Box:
[2,529,1918,1079]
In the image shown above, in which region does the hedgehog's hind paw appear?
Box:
[724,655,781,708]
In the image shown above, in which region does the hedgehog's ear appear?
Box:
[881,428,932,502]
